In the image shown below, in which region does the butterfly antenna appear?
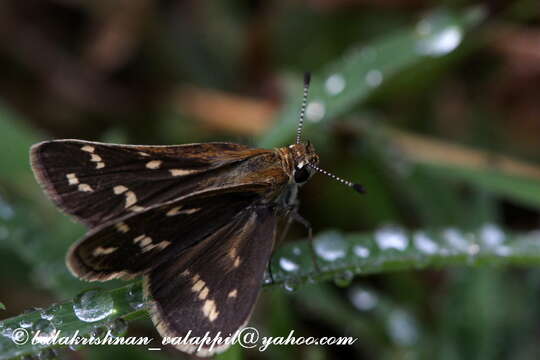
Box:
[296,72,311,144]
[307,164,366,194]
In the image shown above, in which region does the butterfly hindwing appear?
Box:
[31,140,269,227]
[144,204,277,356]
[67,184,268,281]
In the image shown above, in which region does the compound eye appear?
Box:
[294,166,310,183]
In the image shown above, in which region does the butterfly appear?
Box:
[29,73,364,356]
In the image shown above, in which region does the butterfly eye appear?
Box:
[294,166,310,183]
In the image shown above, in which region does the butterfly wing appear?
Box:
[66,184,270,281]
[31,140,270,227]
[144,204,277,356]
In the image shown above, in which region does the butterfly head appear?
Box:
[288,142,319,184]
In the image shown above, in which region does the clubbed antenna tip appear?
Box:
[304,72,311,86]
[307,164,366,195]
[352,183,366,194]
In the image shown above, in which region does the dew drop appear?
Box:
[417,25,463,56]
[480,223,505,247]
[0,196,14,220]
[69,343,84,351]
[283,279,298,292]
[325,73,346,95]
[413,231,439,255]
[387,309,418,346]
[1,327,12,338]
[306,101,326,122]
[375,226,408,251]
[19,319,33,328]
[108,318,128,337]
[443,228,468,252]
[314,232,347,262]
[353,245,370,258]
[73,289,115,322]
[334,270,354,287]
[40,306,58,321]
[33,319,56,344]
[126,284,145,311]
[365,70,383,88]
[349,287,378,311]
[279,257,299,272]
[92,325,107,338]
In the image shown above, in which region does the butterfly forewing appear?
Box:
[145,205,277,356]
[31,140,270,227]
[67,184,268,281]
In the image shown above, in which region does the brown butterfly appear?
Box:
[30,73,363,356]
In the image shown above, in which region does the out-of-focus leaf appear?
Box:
[258,7,486,148]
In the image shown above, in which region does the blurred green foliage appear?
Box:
[1,1,540,360]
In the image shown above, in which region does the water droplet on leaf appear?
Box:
[413,231,439,254]
[365,70,383,88]
[353,245,370,258]
[325,74,346,95]
[126,284,145,311]
[306,101,326,122]
[349,287,378,311]
[279,257,299,272]
[375,226,408,251]
[314,231,347,262]
[73,289,114,322]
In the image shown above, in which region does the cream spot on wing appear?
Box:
[166,206,200,216]
[170,169,198,176]
[192,279,206,293]
[66,173,79,185]
[233,257,241,268]
[166,206,182,216]
[134,234,152,247]
[81,145,95,153]
[125,191,137,208]
[141,240,171,253]
[96,162,105,169]
[198,287,209,300]
[115,222,129,233]
[90,154,102,162]
[228,289,238,298]
[202,300,219,322]
[130,206,145,212]
[113,185,128,194]
[181,208,200,215]
[181,269,191,277]
[92,246,118,256]
[146,160,162,169]
[192,274,200,283]
[229,247,237,260]
[78,183,93,192]
[138,151,150,157]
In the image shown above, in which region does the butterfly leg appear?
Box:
[289,210,321,273]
